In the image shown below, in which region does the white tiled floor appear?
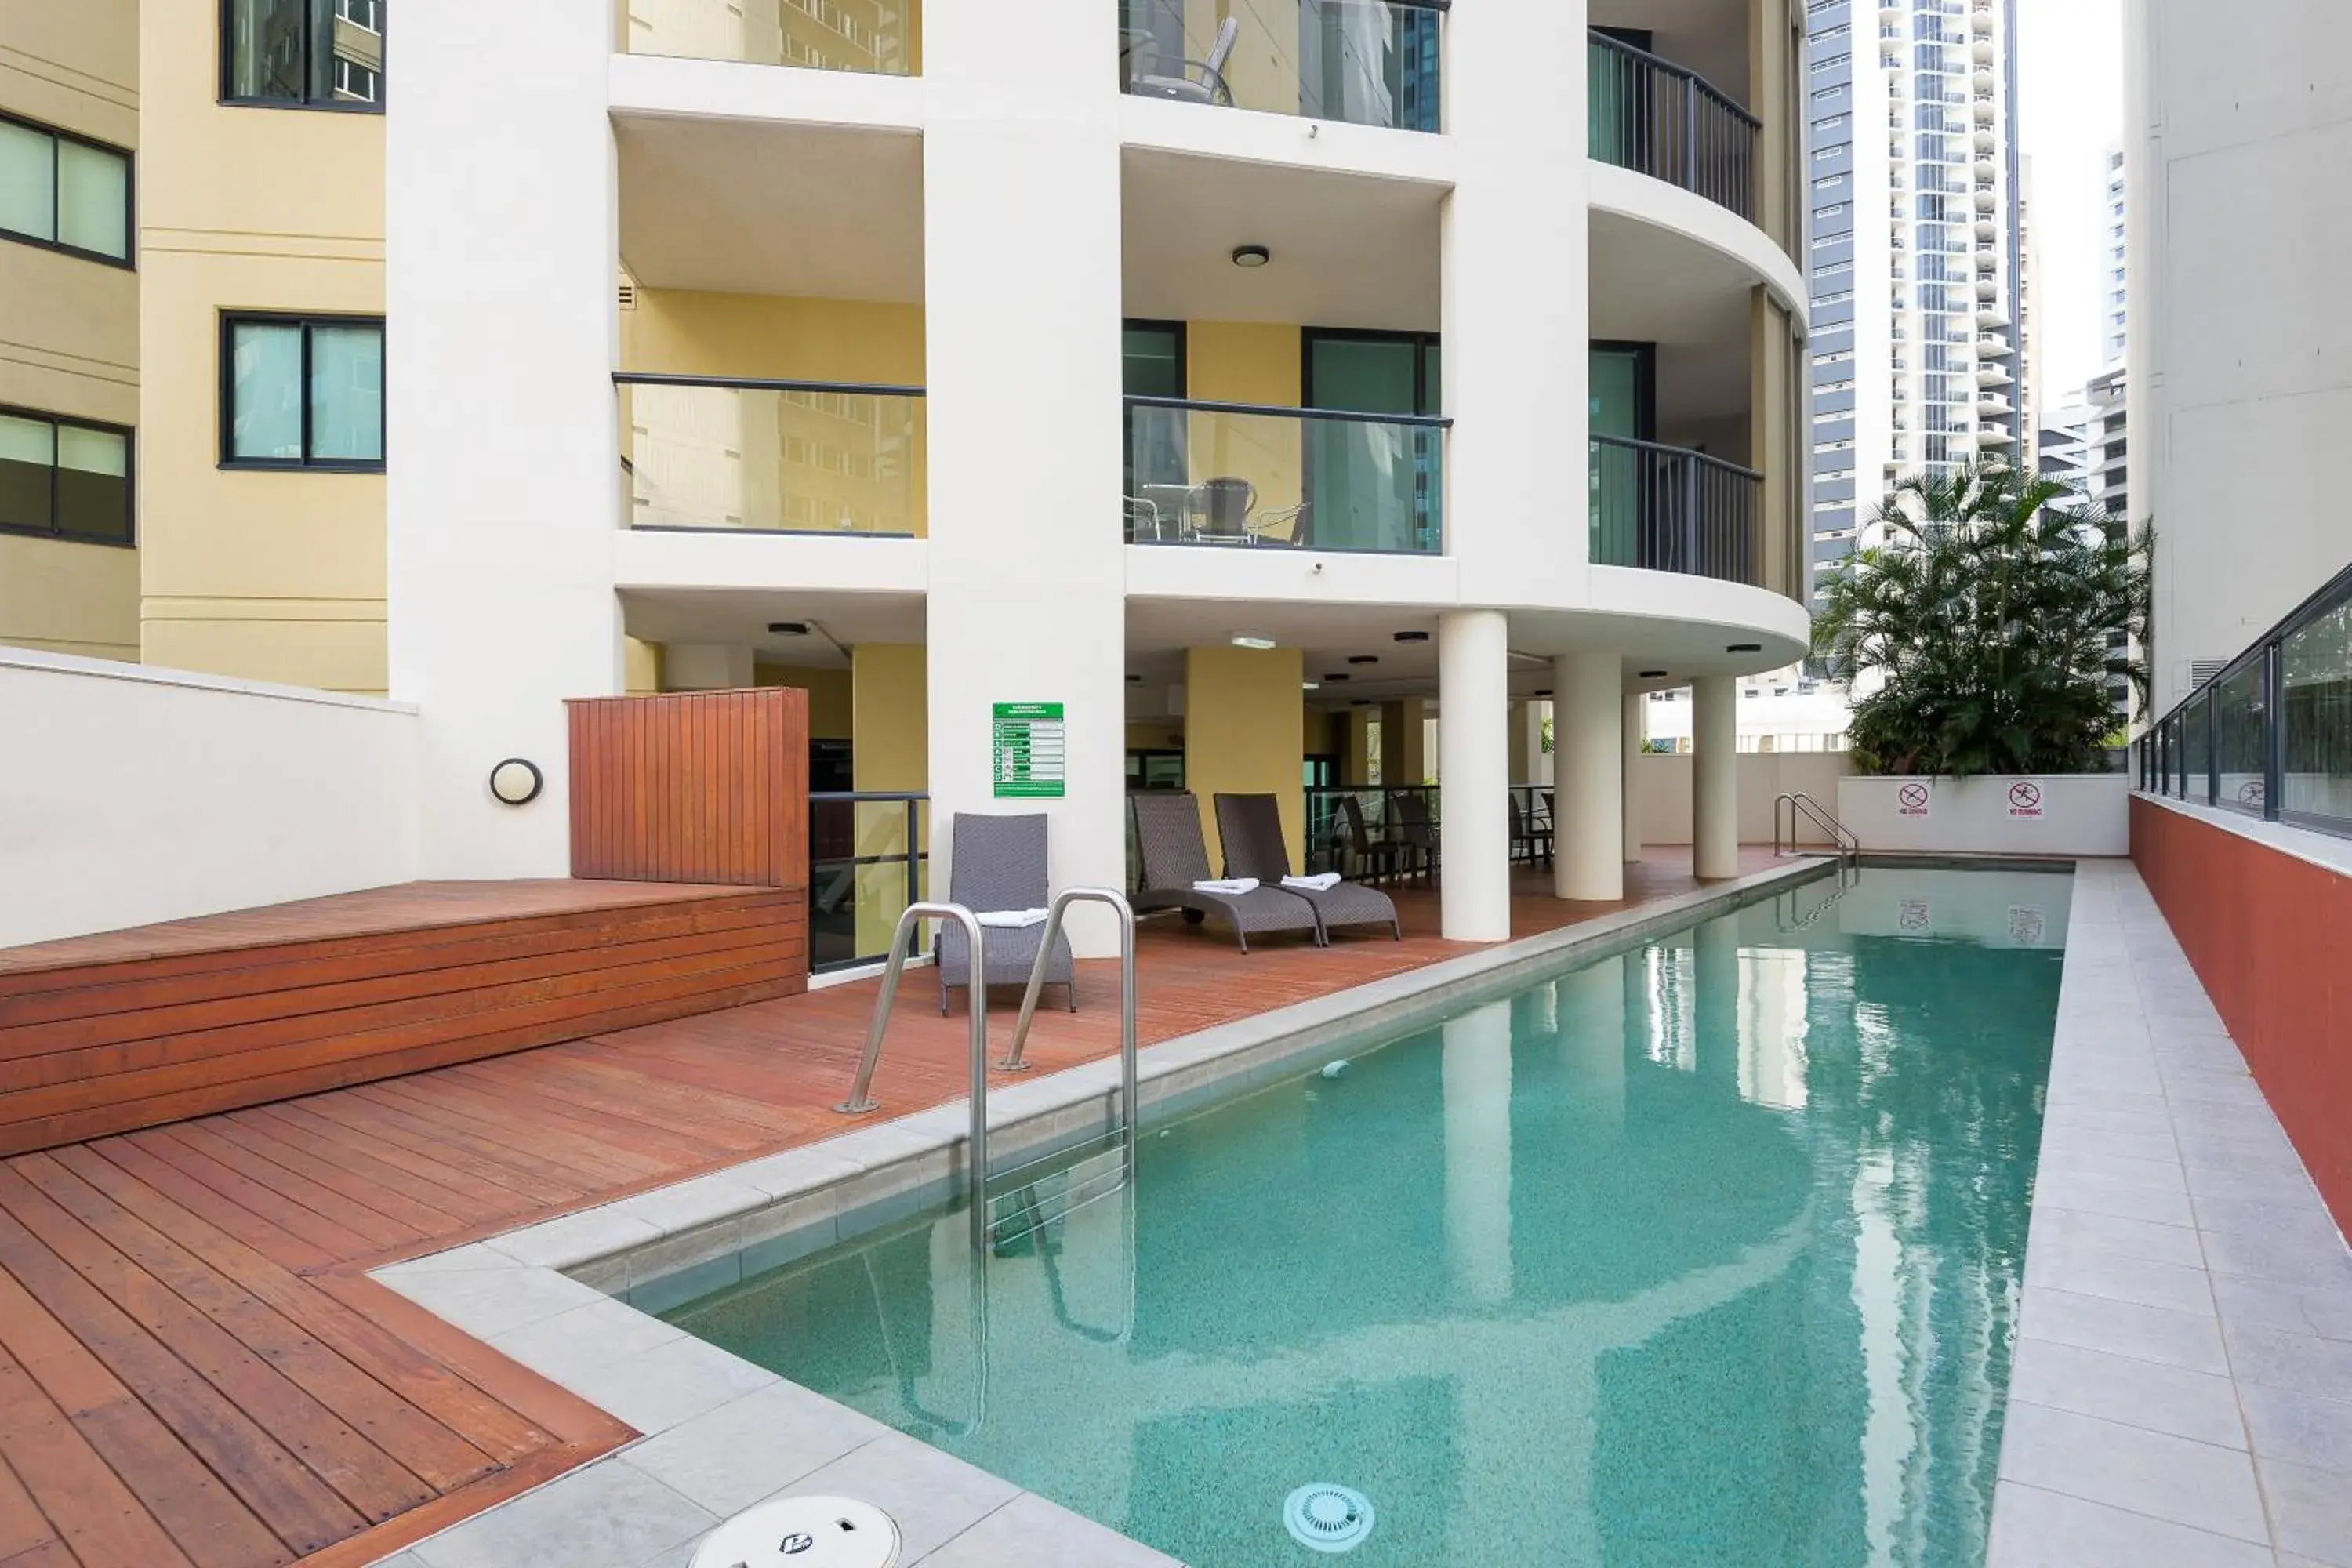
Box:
[1987,859,2352,1568]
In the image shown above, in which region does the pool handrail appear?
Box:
[1775,791,1860,866]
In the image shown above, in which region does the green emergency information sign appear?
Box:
[992,702,1066,798]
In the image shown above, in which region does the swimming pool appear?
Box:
[659,866,2068,1566]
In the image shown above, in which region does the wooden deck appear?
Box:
[0,848,1772,1566]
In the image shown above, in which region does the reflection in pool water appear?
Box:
[664,869,2067,1566]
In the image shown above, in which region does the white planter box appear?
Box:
[1836,774,2129,857]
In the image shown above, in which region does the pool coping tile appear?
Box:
[1990,857,2352,1568]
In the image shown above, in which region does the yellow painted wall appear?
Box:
[1381,697,1428,785]
[135,0,387,692]
[1343,707,1376,786]
[851,643,928,955]
[756,662,852,739]
[1126,722,1184,751]
[1301,706,1335,758]
[1182,321,1305,543]
[1184,644,1305,873]
[622,288,928,538]
[1,0,141,661]
[624,637,663,695]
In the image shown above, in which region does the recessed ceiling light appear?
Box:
[1535,688,1553,698]
[1126,673,1142,683]
[1393,630,1429,644]
[1231,244,1271,268]
[1726,643,1763,654]
[1348,655,1379,666]
[767,621,809,636]
[1231,633,1277,650]
[1640,669,1669,678]
[1301,681,1319,692]
[1322,672,1351,682]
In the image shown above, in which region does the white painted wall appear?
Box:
[0,652,419,947]
[2130,0,2352,710]
[922,0,1128,955]
[1836,775,2129,857]
[385,0,622,879]
[1633,751,1852,847]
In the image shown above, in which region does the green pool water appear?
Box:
[662,867,2067,1566]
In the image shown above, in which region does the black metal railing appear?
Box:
[809,792,929,972]
[1589,434,1764,587]
[1588,29,1759,220]
[2136,558,2352,837]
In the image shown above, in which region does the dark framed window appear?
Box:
[0,112,132,265]
[223,0,386,111]
[221,313,384,470]
[0,406,133,546]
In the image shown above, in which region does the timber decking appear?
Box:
[0,882,808,1157]
[0,850,1771,1566]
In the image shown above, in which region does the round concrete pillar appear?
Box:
[1693,676,1739,880]
[1623,691,1646,865]
[1439,609,1512,942]
[1552,652,1624,902]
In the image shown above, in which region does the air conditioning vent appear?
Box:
[2189,659,2227,688]
[617,281,637,310]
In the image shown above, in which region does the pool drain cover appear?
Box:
[1284,1483,1375,1554]
[691,1496,902,1568]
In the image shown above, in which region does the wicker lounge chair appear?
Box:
[1214,793,1403,942]
[935,812,1076,1015]
[1130,791,1323,952]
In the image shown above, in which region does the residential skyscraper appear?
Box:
[1803,0,2028,604]
[2100,142,2128,369]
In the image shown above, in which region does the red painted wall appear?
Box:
[2132,797,2352,1238]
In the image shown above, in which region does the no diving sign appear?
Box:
[2007,779,2045,820]
[1896,781,1932,818]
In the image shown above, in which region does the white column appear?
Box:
[386,0,621,877]
[1693,675,1739,879]
[921,5,1127,954]
[1552,651,1623,902]
[1623,691,1646,864]
[1439,608,1511,942]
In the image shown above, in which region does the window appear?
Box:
[0,408,132,545]
[1809,53,1850,74]
[223,0,385,109]
[222,314,383,468]
[0,114,131,263]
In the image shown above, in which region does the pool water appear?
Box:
[662,867,2067,1566]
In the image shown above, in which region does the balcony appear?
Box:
[1118,0,1442,132]
[1123,397,1446,554]
[1589,435,1765,588]
[1588,31,1759,221]
[616,374,924,536]
[619,0,917,73]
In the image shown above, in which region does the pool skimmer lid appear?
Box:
[1284,1483,1375,1553]
[690,1496,902,1568]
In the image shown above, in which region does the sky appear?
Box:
[2014,0,2126,417]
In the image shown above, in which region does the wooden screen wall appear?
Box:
[2131,797,2352,1238]
[567,687,811,889]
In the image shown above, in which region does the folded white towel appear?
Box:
[1283,873,1343,892]
[975,908,1050,929]
[1192,877,1260,895]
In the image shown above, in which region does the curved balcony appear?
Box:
[1588,30,1759,222]
[1118,0,1443,132]
[1589,434,1766,588]
[1123,397,1447,554]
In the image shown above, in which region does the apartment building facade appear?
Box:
[6,0,1813,948]
[0,2,139,662]
[1801,0,2027,599]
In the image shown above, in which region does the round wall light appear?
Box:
[1322,672,1351,682]
[1302,681,1320,692]
[1231,245,1272,268]
[488,757,544,807]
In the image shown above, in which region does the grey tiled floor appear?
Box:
[1987,860,2352,1568]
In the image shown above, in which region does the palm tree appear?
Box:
[1813,461,2150,777]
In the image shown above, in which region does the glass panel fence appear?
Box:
[1119,0,1441,131]
[809,794,928,971]
[2281,592,2352,829]
[622,0,916,73]
[2213,659,2268,815]
[2182,691,2212,805]
[1125,398,1444,554]
[619,377,924,536]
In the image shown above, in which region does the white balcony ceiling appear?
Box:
[1589,208,1757,429]
[1122,148,1443,332]
[619,586,925,666]
[615,114,924,302]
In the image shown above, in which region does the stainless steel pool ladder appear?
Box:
[1773,791,1860,866]
[835,890,1139,1254]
